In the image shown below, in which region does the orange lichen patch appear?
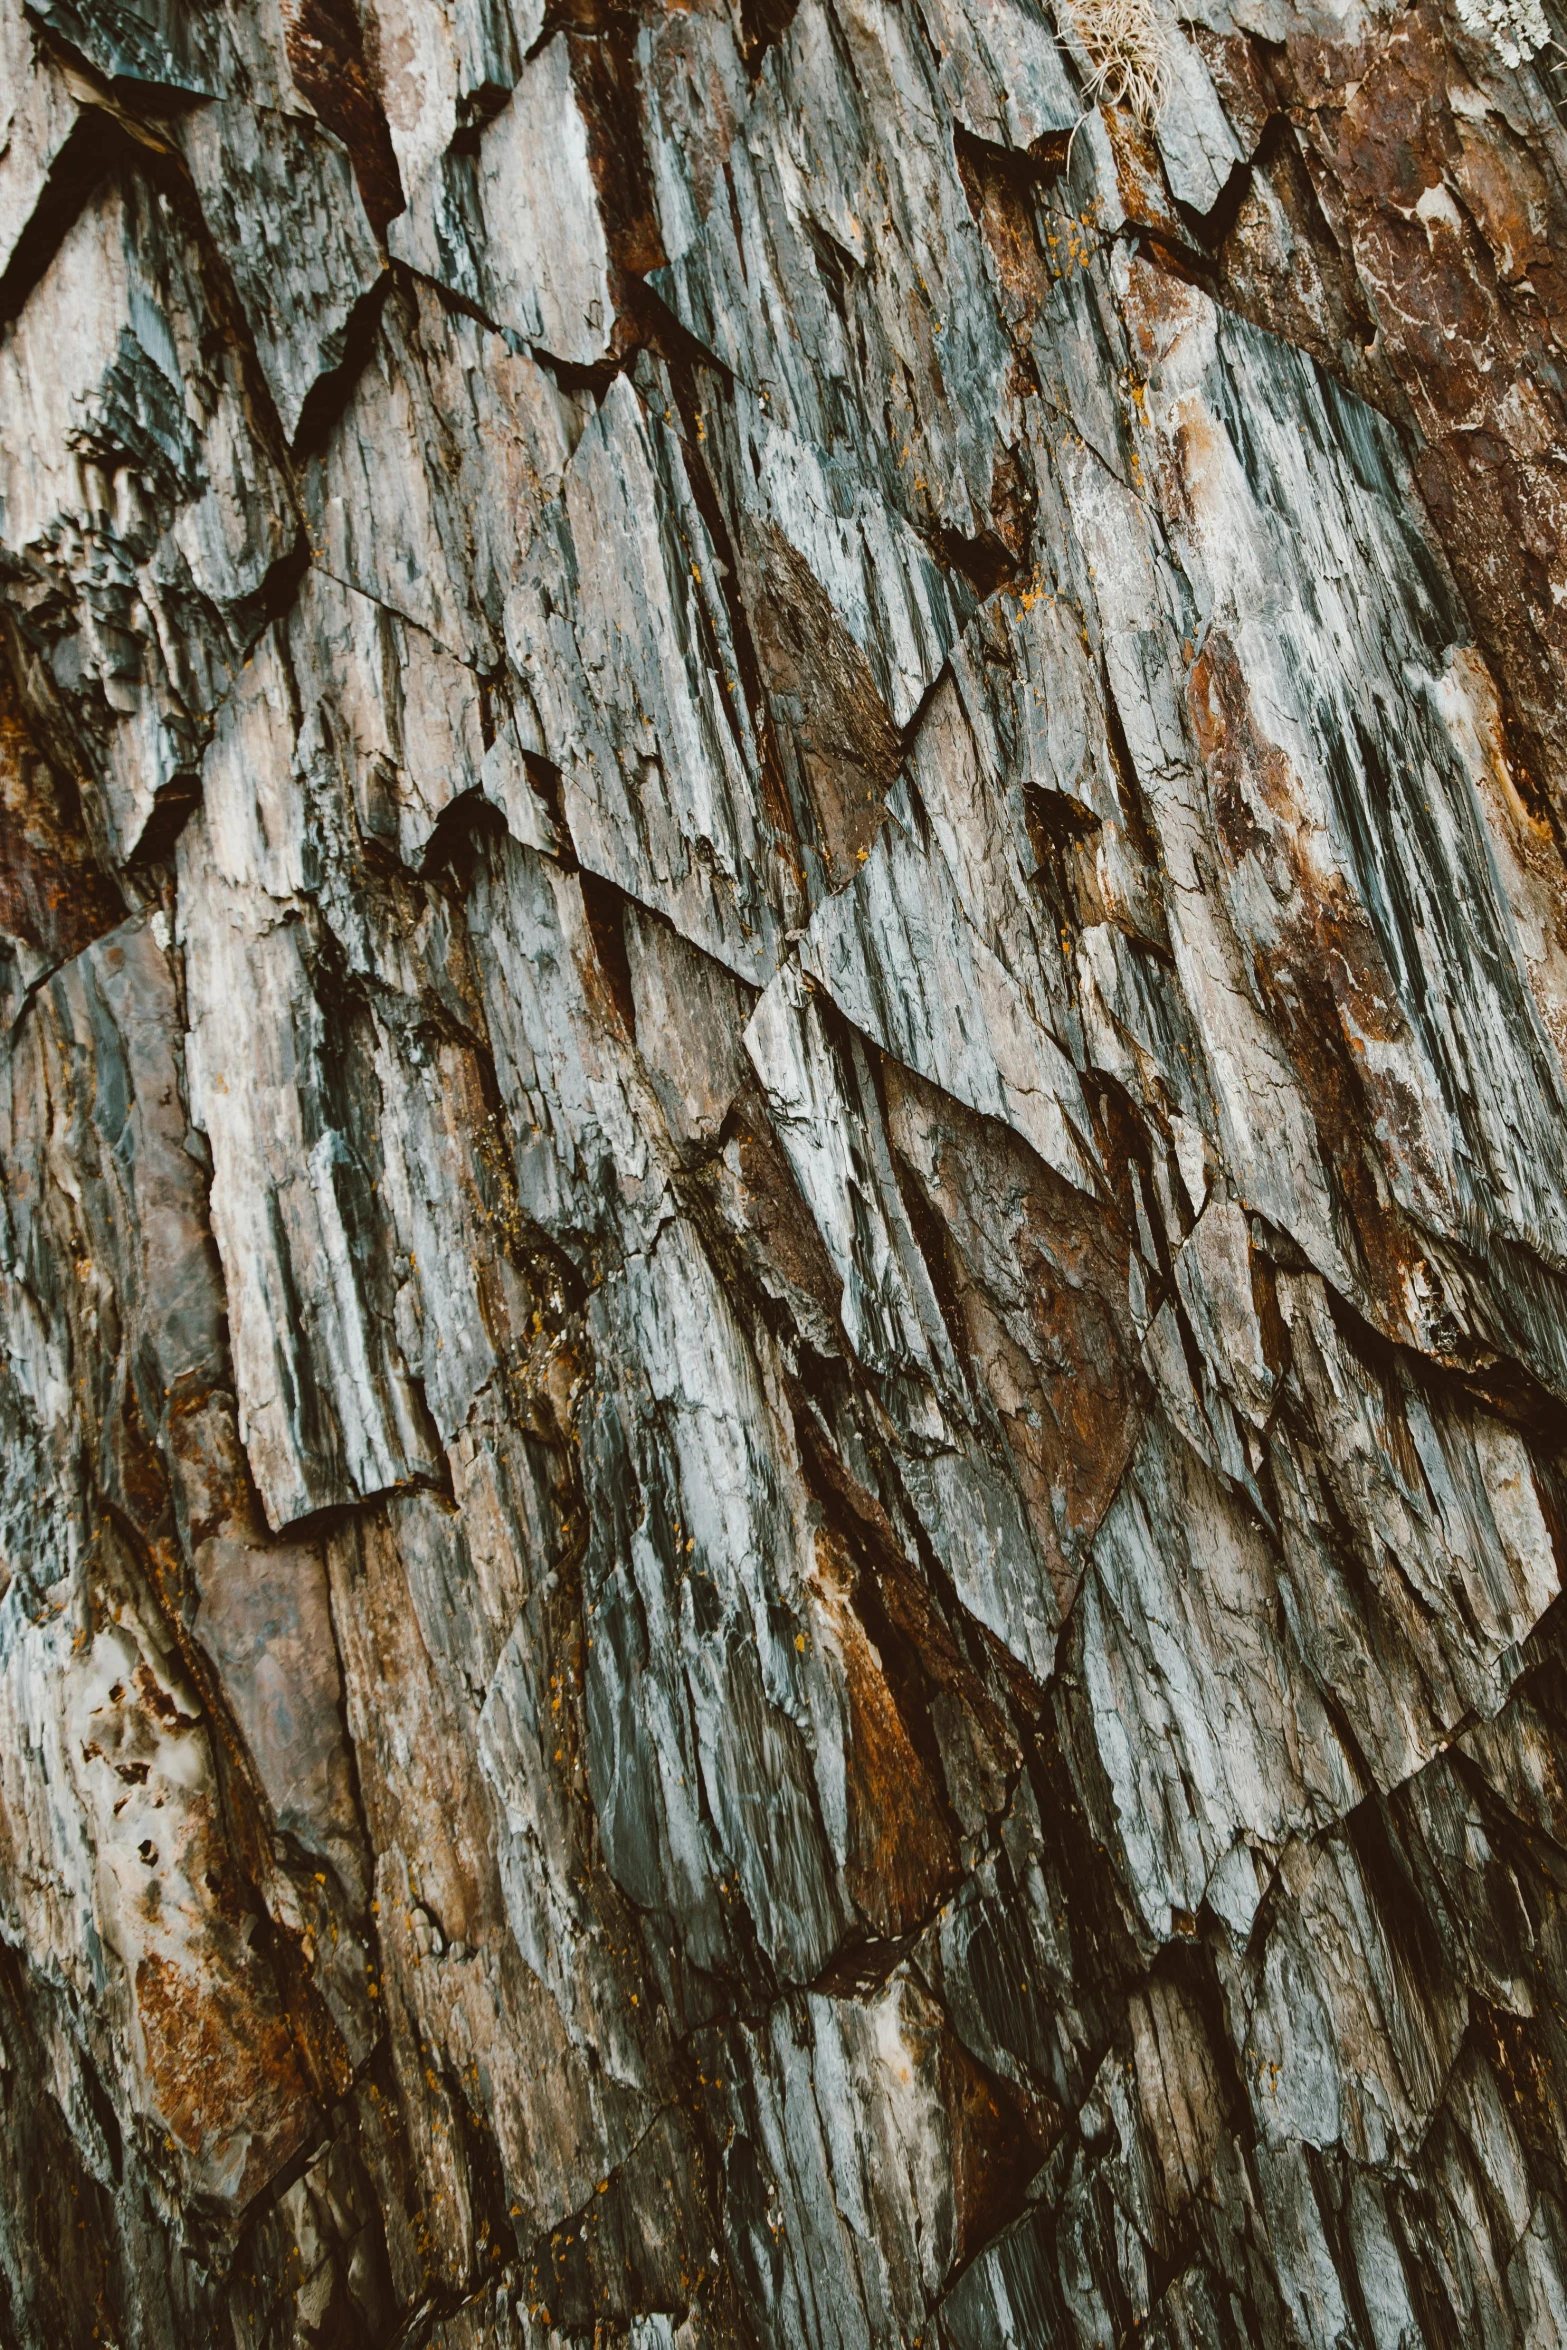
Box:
[811,1530,959,1939]
[135,1950,316,2208]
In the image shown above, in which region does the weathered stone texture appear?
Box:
[3,0,1567,2341]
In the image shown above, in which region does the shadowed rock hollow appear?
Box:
[4,0,1567,2341]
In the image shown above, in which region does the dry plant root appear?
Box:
[1059,0,1173,161]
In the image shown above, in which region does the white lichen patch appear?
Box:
[1454,0,1551,67]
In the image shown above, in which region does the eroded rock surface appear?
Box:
[4,0,1567,2341]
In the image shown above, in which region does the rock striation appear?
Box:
[3,0,1567,2341]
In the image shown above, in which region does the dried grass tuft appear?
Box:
[1062,0,1173,126]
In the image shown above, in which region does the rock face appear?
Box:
[4,0,1567,2341]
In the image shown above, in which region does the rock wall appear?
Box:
[4,0,1567,2341]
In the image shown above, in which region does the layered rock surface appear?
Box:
[3,0,1567,2342]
